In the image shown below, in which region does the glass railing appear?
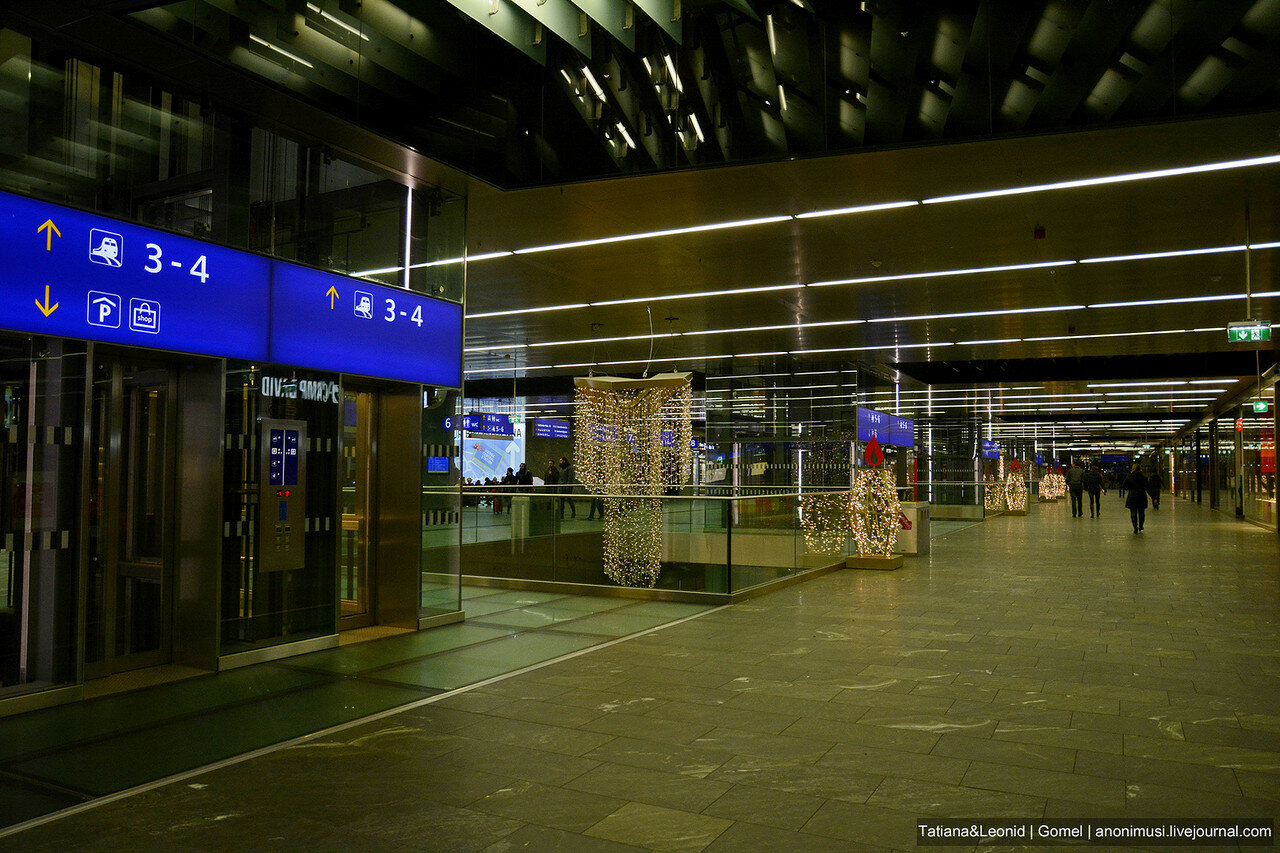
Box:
[424,479,1039,601]
[425,487,859,598]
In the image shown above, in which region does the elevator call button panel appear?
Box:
[259,419,307,573]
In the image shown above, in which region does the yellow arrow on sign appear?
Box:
[34,285,58,317]
[326,286,339,309]
[37,219,60,251]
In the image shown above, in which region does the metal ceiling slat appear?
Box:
[510,0,592,57]
[633,0,682,43]
[570,0,636,50]
[441,0,547,64]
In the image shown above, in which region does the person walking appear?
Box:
[1146,469,1162,510]
[1084,464,1104,518]
[557,456,576,518]
[1122,463,1149,533]
[1066,459,1086,517]
[514,462,533,488]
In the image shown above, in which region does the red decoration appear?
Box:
[1011,459,1021,473]
[864,434,884,467]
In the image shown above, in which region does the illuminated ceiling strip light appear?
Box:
[1105,389,1229,396]
[1082,244,1246,264]
[468,303,590,319]
[1087,292,1245,309]
[513,215,792,255]
[871,303,1084,323]
[306,3,370,40]
[351,265,401,276]
[809,259,1075,288]
[1250,240,1280,250]
[922,153,1280,205]
[615,123,637,149]
[792,341,953,355]
[248,34,315,68]
[1023,328,1194,343]
[588,283,801,307]
[663,54,683,92]
[582,66,607,101]
[795,200,918,219]
[689,114,705,143]
[956,338,1022,346]
[1087,381,1188,388]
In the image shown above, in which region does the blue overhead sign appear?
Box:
[462,413,513,435]
[889,416,914,448]
[269,263,462,388]
[0,189,270,361]
[0,188,462,387]
[856,407,889,443]
[981,439,1000,459]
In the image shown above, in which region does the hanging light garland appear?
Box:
[849,435,899,557]
[573,373,692,587]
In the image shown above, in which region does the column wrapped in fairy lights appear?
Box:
[849,435,900,557]
[1004,458,1028,512]
[573,373,692,587]
[799,438,855,555]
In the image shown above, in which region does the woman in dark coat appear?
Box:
[1122,464,1149,533]
[1145,470,1161,509]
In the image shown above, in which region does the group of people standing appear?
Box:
[1064,459,1162,533]
[467,457,598,519]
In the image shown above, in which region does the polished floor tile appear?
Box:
[4,498,1278,851]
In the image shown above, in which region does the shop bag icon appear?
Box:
[129,298,161,333]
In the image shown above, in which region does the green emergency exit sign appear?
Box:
[1228,321,1271,343]
[1255,400,1271,413]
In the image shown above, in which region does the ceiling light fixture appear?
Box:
[513,215,791,255]
[922,153,1280,205]
[795,199,918,220]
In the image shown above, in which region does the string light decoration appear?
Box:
[801,493,851,554]
[1040,466,1066,500]
[573,373,692,587]
[983,473,1006,512]
[800,437,855,555]
[1004,458,1028,512]
[849,435,900,557]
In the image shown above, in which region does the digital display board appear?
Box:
[0,188,463,387]
[856,407,889,443]
[0,188,270,361]
[1100,454,1130,464]
[426,456,450,474]
[889,416,914,448]
[1034,452,1045,466]
[269,263,463,388]
[533,419,570,439]
[981,439,1000,459]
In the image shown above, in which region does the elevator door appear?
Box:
[86,361,177,678]
[339,388,377,629]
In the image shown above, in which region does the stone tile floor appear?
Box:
[4,496,1279,851]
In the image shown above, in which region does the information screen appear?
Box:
[269,263,463,388]
[534,419,570,439]
[0,189,270,361]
